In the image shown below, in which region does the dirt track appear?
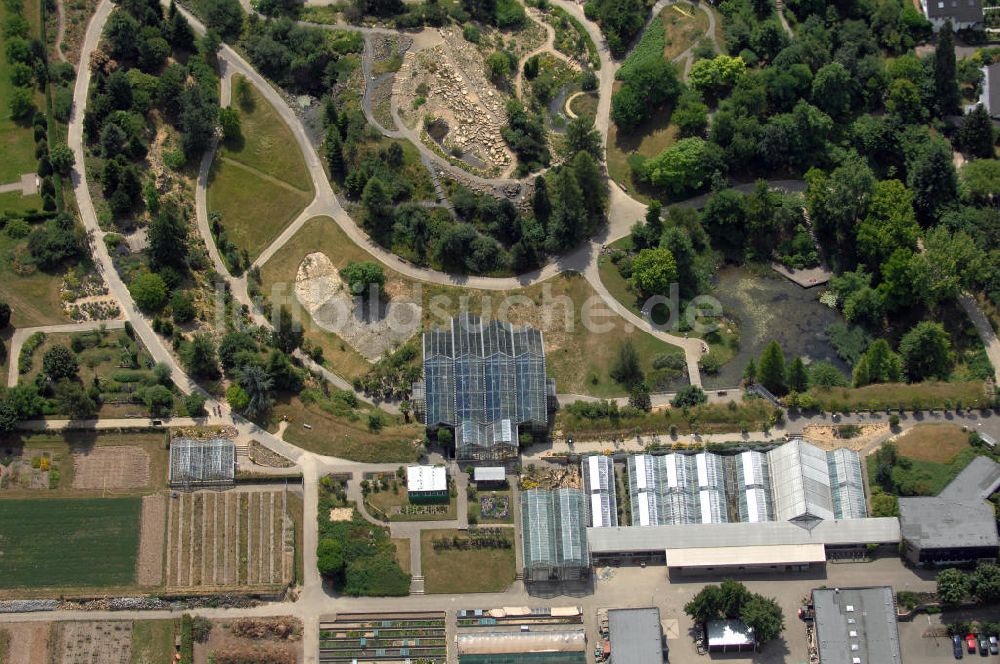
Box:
[137,494,166,586]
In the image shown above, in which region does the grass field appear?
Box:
[21,328,155,388]
[130,620,176,664]
[869,444,979,497]
[807,381,990,412]
[894,423,971,463]
[0,0,41,184]
[0,191,44,215]
[0,222,71,327]
[420,529,515,594]
[569,92,598,120]
[392,538,411,573]
[207,75,313,261]
[0,497,141,588]
[270,394,424,462]
[606,84,678,204]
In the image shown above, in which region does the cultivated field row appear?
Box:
[164,489,292,591]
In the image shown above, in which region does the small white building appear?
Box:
[406,465,448,502]
[919,0,983,31]
[473,466,507,486]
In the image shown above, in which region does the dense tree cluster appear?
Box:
[585,0,645,57]
[685,579,785,645]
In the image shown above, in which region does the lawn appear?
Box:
[0,497,141,588]
[0,0,41,184]
[367,488,457,522]
[269,393,424,463]
[569,92,598,120]
[0,224,70,327]
[259,216,690,397]
[868,444,979,497]
[807,380,990,412]
[420,529,515,594]
[0,430,169,496]
[606,84,678,204]
[392,537,411,574]
[0,191,44,215]
[894,423,971,463]
[207,75,313,261]
[130,620,176,664]
[661,2,709,61]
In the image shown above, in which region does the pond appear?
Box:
[702,267,850,389]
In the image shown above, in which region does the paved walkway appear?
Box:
[960,293,1000,384]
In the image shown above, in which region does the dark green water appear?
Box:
[703,266,850,389]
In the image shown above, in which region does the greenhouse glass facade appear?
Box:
[169,438,235,487]
[582,455,618,528]
[413,314,553,462]
[521,488,590,582]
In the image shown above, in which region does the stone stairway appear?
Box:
[410,575,425,595]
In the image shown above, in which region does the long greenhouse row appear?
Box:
[585,439,867,529]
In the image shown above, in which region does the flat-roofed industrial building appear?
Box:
[812,586,901,664]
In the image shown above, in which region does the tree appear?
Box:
[811,62,853,119]
[219,107,241,142]
[958,105,995,159]
[971,563,1000,603]
[934,21,960,116]
[8,87,35,121]
[532,175,550,224]
[610,341,643,388]
[787,357,809,393]
[908,138,958,226]
[148,205,188,270]
[684,584,725,624]
[129,272,168,312]
[272,305,303,354]
[688,55,746,101]
[629,247,677,298]
[325,128,344,179]
[226,384,249,411]
[170,290,196,324]
[740,595,784,645]
[361,176,392,236]
[672,385,707,408]
[182,332,220,378]
[43,345,78,380]
[757,341,786,395]
[317,537,346,579]
[672,90,709,138]
[936,567,969,607]
[200,0,244,39]
[855,179,919,272]
[899,321,951,382]
[486,51,514,86]
[237,363,274,419]
[142,384,174,416]
[565,115,601,159]
[55,380,97,418]
[643,137,721,196]
[184,392,207,417]
[0,302,10,329]
[340,261,386,300]
[49,143,75,175]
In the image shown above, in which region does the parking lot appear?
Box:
[901,611,1000,663]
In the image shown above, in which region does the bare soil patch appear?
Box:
[802,424,890,452]
[893,423,970,463]
[137,494,166,586]
[196,618,302,664]
[4,622,50,664]
[56,621,132,664]
[72,445,150,489]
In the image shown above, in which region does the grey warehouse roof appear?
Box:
[587,518,901,555]
[899,457,1000,551]
[923,0,983,22]
[608,608,662,664]
[812,587,901,664]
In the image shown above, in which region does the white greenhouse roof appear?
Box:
[169,438,235,486]
[582,456,617,528]
[407,465,447,492]
[767,439,836,523]
[473,466,506,482]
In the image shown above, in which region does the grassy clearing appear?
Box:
[807,381,990,412]
[894,423,972,463]
[0,191,44,215]
[606,85,677,204]
[207,75,313,261]
[130,620,176,664]
[868,445,979,497]
[557,399,778,439]
[420,529,515,594]
[0,0,39,184]
[662,2,709,61]
[0,497,141,588]
[0,430,169,496]
[569,91,598,119]
[367,488,457,522]
[269,394,424,462]
[0,221,71,327]
[392,537,411,573]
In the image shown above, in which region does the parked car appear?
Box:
[990,636,998,655]
[979,635,989,656]
[953,634,964,659]
[968,634,977,654]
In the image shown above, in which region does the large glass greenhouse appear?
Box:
[582,455,617,528]
[413,314,554,462]
[521,488,590,582]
